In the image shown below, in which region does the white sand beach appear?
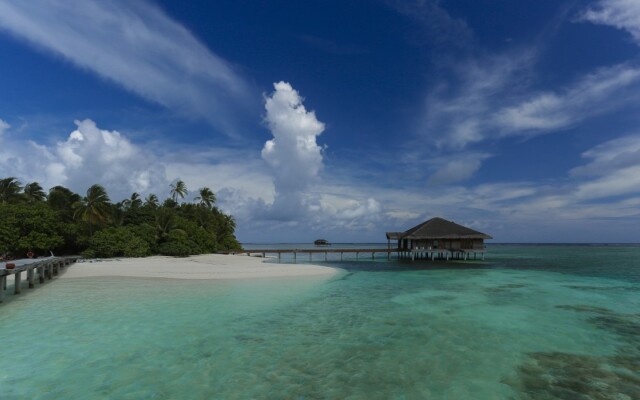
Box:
[60,254,337,280]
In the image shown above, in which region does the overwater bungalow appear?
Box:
[386,217,492,261]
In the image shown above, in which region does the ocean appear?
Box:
[0,244,638,399]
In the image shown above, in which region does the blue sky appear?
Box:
[1,0,640,243]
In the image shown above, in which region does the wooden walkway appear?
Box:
[221,248,485,262]
[0,257,80,303]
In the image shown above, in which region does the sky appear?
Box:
[1,0,639,243]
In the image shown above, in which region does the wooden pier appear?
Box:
[0,257,80,303]
[221,248,485,262]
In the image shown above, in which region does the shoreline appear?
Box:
[58,254,338,281]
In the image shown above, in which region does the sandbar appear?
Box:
[60,254,338,280]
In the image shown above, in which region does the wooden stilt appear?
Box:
[0,276,5,302]
[14,272,22,294]
[28,269,35,288]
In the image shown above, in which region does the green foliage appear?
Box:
[0,203,64,256]
[0,177,23,204]
[88,227,151,258]
[157,229,198,257]
[0,177,242,257]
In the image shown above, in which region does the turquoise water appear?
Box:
[1,245,639,399]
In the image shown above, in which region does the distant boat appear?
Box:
[314,239,330,246]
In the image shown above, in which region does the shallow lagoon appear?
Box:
[1,245,639,399]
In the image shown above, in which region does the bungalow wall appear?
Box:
[397,238,485,251]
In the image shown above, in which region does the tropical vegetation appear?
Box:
[0,177,241,259]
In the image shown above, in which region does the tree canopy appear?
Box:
[0,177,241,259]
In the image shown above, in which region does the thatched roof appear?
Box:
[386,217,492,240]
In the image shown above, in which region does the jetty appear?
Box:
[221,247,485,262]
[0,257,80,303]
[225,217,491,263]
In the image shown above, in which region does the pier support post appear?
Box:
[278,253,281,263]
[38,266,45,283]
[28,268,35,288]
[325,252,327,261]
[293,252,297,263]
[14,271,22,294]
[0,276,5,302]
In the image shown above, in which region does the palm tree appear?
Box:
[0,177,23,204]
[72,184,111,236]
[122,192,142,210]
[144,193,159,209]
[154,207,182,242]
[194,187,216,208]
[169,180,188,203]
[23,182,46,203]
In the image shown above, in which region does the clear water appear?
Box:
[1,245,639,399]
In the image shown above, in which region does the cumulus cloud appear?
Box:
[55,119,167,195]
[579,0,640,45]
[0,118,167,199]
[0,0,251,133]
[261,82,325,219]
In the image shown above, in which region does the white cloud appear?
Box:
[0,0,251,133]
[579,0,640,45]
[575,165,640,200]
[571,134,640,177]
[423,50,535,149]
[494,64,640,134]
[0,119,9,137]
[0,118,167,199]
[261,81,325,218]
[427,153,490,185]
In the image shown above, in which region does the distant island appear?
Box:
[0,176,241,260]
[314,239,331,246]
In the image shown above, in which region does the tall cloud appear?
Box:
[261,82,325,219]
[0,0,251,133]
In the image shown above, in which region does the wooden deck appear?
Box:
[220,248,486,262]
[0,256,81,303]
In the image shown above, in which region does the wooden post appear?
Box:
[0,275,5,302]
[325,252,327,261]
[278,253,281,263]
[14,271,22,294]
[293,252,297,262]
[28,268,35,288]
